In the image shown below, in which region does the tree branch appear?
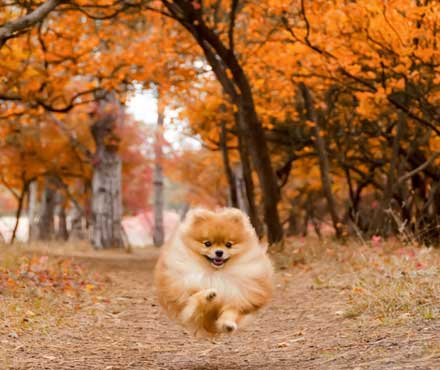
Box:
[0,0,64,47]
[398,152,440,184]
[284,1,440,137]
[49,113,93,158]
[228,0,239,53]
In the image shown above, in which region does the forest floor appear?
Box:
[0,240,439,370]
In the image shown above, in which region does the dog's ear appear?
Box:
[221,208,247,225]
[185,208,212,226]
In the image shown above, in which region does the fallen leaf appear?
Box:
[85,284,96,292]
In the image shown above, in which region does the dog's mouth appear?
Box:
[204,255,229,268]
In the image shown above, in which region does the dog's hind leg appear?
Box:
[216,308,240,333]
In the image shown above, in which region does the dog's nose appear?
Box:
[215,250,223,257]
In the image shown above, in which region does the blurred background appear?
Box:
[1,0,440,248]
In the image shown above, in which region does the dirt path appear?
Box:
[2,249,439,370]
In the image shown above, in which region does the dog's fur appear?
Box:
[154,207,274,337]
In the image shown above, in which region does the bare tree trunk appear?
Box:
[69,180,86,241]
[55,192,68,241]
[377,115,405,235]
[153,91,165,247]
[234,165,247,211]
[220,119,238,208]
[38,177,56,241]
[90,100,124,249]
[28,180,39,242]
[91,152,123,248]
[10,182,28,244]
[180,203,190,221]
[69,206,85,240]
[287,199,300,236]
[236,123,263,237]
[303,192,322,239]
[300,83,342,238]
[237,99,283,243]
[302,204,309,237]
[160,2,284,243]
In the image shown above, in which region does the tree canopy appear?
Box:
[1,0,440,245]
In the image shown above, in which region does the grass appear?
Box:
[345,248,439,321]
[276,237,440,323]
[1,239,439,370]
[0,243,105,336]
[1,238,439,337]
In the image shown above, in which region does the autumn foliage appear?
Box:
[1,0,440,245]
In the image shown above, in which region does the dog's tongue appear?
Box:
[212,258,224,266]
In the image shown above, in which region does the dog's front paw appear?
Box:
[204,289,217,302]
[220,321,238,333]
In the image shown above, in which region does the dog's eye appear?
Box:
[225,242,232,248]
[203,241,212,247]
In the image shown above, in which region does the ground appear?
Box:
[0,244,439,370]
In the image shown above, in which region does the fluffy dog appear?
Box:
[154,207,274,337]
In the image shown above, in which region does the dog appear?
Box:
[154,207,274,337]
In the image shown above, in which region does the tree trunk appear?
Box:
[69,179,86,241]
[234,165,247,211]
[161,3,284,243]
[90,101,124,249]
[91,152,123,248]
[69,205,85,240]
[305,193,322,239]
[55,191,68,241]
[236,90,283,243]
[377,114,405,235]
[38,177,56,241]
[236,122,263,237]
[300,83,342,238]
[302,203,309,237]
[286,199,300,236]
[10,182,28,244]
[153,91,165,247]
[180,203,190,221]
[220,118,238,208]
[28,180,39,242]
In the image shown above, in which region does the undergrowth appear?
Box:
[0,244,105,335]
[278,237,440,323]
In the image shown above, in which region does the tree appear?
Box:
[156,0,284,243]
[153,88,165,247]
[2,0,440,246]
[0,0,64,48]
[89,98,125,249]
[299,83,342,238]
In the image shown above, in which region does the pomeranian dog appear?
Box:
[154,207,274,337]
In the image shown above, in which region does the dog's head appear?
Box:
[180,208,258,269]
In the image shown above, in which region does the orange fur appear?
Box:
[154,207,274,337]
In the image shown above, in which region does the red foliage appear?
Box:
[118,117,153,215]
[0,255,100,295]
